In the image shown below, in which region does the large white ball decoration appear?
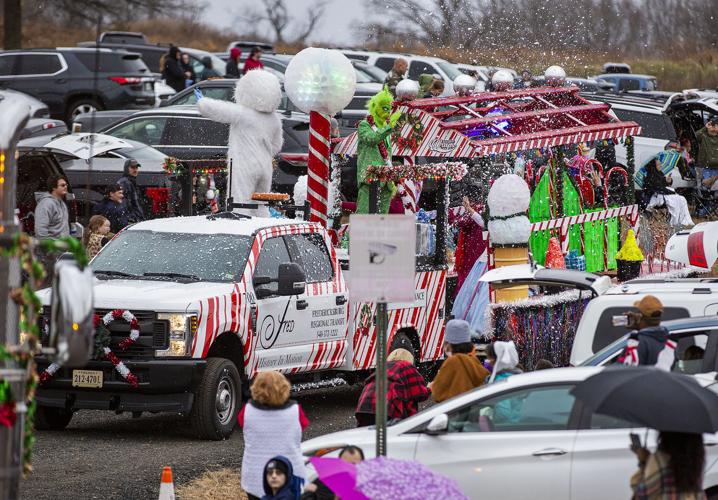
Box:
[453,74,476,96]
[487,174,530,216]
[488,217,532,244]
[396,79,419,100]
[491,70,514,91]
[284,47,357,115]
[544,65,566,86]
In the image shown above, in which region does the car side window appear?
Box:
[17,54,62,75]
[108,117,168,145]
[172,87,234,105]
[375,57,396,73]
[254,236,291,296]
[618,79,640,92]
[0,54,19,76]
[446,385,576,433]
[674,332,709,375]
[408,61,437,80]
[591,306,689,353]
[162,118,229,146]
[589,412,635,430]
[286,233,333,283]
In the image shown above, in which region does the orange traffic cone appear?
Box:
[158,466,175,500]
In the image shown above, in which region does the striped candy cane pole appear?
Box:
[307,111,331,226]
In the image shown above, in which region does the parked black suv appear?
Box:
[0,48,155,122]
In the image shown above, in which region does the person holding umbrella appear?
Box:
[631,431,706,499]
[572,367,718,500]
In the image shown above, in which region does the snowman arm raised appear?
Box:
[197,97,242,125]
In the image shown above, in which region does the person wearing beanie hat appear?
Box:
[226,47,242,78]
[429,319,489,402]
[261,455,302,500]
[619,295,675,370]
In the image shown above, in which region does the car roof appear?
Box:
[598,73,656,79]
[1,47,118,54]
[603,278,718,295]
[662,315,718,331]
[128,214,311,236]
[584,93,666,112]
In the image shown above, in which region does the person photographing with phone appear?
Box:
[617,295,676,370]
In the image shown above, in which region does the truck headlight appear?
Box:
[155,313,197,357]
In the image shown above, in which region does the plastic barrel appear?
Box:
[0,368,26,500]
[493,246,529,302]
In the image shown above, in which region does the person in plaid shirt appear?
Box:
[631,431,705,499]
[355,348,430,427]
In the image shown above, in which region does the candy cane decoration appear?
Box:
[307,111,331,226]
[396,158,423,213]
[40,309,140,387]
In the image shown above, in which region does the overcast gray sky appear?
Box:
[204,0,365,45]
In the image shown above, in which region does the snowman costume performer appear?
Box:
[196,70,283,215]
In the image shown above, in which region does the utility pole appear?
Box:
[3,0,22,49]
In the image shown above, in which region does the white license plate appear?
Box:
[72,370,103,388]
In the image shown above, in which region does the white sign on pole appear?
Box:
[349,214,416,303]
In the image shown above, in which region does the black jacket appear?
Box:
[164,48,186,92]
[92,198,129,233]
[630,326,672,366]
[225,58,240,78]
[117,161,145,223]
[644,164,671,199]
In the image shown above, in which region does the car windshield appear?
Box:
[436,61,462,80]
[91,230,251,282]
[579,335,629,366]
[357,63,386,81]
[114,144,167,161]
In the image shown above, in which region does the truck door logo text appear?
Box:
[259,298,295,349]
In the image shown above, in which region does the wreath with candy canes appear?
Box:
[392,113,425,153]
[358,304,372,335]
[40,309,140,388]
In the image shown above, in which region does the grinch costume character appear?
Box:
[356,87,402,214]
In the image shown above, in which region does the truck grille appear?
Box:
[40,307,168,359]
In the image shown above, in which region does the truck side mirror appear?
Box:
[49,260,94,367]
[277,263,306,296]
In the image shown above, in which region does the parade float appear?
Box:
[332,74,644,368]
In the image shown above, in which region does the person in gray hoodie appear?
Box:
[35,174,69,239]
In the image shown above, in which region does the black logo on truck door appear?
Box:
[259,298,295,349]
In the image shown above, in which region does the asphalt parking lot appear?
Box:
[20,385,363,499]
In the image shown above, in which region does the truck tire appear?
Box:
[190,357,242,440]
[35,405,73,431]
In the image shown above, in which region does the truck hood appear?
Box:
[38,279,236,312]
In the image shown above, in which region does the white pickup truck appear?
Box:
[35,212,448,439]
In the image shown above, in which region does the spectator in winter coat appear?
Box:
[424,79,445,98]
[82,215,111,260]
[619,295,676,370]
[383,58,408,96]
[116,159,145,223]
[430,320,490,402]
[92,184,129,233]
[163,46,186,93]
[631,431,705,500]
[418,73,434,96]
[238,371,309,500]
[225,47,242,78]
[260,456,303,500]
[198,56,220,81]
[180,52,195,87]
[644,159,693,226]
[34,174,69,239]
[487,341,524,424]
[695,116,718,188]
[449,195,487,297]
[355,348,430,427]
[244,47,265,74]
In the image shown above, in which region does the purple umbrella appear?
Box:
[356,456,466,499]
[309,457,369,500]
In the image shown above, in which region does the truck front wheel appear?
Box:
[191,358,242,440]
[35,405,73,431]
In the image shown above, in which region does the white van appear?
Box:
[570,278,718,365]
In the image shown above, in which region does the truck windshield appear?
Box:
[91,230,252,282]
